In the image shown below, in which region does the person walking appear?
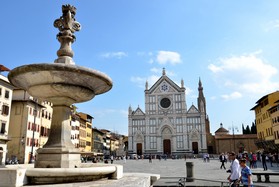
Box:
[149,154,152,163]
[261,152,268,171]
[227,152,240,187]
[252,153,257,168]
[268,153,273,167]
[274,152,279,167]
[239,158,254,187]
[110,155,114,164]
[219,153,226,169]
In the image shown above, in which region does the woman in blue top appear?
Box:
[239,158,253,187]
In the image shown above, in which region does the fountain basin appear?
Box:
[0,164,123,186]
[8,63,113,105]
[26,164,123,184]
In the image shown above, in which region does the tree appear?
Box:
[251,122,257,134]
[242,124,246,134]
[245,125,251,134]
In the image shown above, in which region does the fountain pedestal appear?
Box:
[35,105,80,168]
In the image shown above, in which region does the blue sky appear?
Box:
[1,1,279,135]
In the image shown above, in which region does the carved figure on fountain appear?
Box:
[54,4,81,64]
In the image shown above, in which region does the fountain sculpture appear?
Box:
[2,4,123,186]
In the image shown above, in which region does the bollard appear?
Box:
[186,162,194,182]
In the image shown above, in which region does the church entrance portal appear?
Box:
[192,142,198,154]
[136,143,142,155]
[163,139,171,156]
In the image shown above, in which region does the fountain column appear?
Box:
[34,5,82,168]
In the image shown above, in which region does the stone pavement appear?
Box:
[113,157,279,186]
[4,158,279,187]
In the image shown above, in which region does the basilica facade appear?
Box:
[128,69,210,157]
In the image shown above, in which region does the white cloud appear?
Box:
[264,19,279,32]
[131,75,161,89]
[156,51,182,65]
[148,59,154,64]
[208,52,279,96]
[185,87,193,96]
[221,92,242,100]
[150,67,161,73]
[101,52,127,59]
[208,64,223,73]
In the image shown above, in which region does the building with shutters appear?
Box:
[0,73,14,165]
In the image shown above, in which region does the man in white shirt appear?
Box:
[227,152,240,187]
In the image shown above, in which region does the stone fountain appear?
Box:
[1,4,123,186]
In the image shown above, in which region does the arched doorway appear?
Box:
[136,143,142,155]
[192,142,198,154]
[161,126,172,156]
[163,139,171,156]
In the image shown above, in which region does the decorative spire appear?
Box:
[128,105,132,114]
[198,77,203,91]
[162,68,166,76]
[145,80,148,90]
[181,79,184,88]
[197,77,206,114]
[54,4,81,65]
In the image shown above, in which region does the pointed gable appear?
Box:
[187,105,199,114]
[147,75,182,94]
[132,107,145,116]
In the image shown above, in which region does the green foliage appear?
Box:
[242,122,257,134]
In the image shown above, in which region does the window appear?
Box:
[150,136,157,149]
[177,135,183,148]
[2,105,9,115]
[4,90,9,99]
[176,125,183,133]
[150,126,156,134]
[174,94,181,102]
[149,119,156,133]
[0,122,6,134]
[0,87,2,96]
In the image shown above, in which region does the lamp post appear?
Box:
[229,122,238,152]
[29,100,37,163]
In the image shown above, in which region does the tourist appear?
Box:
[268,152,273,167]
[227,152,240,187]
[206,153,210,162]
[149,154,152,163]
[239,158,254,187]
[274,152,279,167]
[219,153,226,170]
[252,153,257,168]
[203,153,207,162]
[261,152,268,171]
[248,152,253,168]
[110,155,114,164]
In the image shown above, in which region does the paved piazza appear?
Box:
[19,157,279,187]
[114,157,279,186]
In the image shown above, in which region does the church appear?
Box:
[128,68,210,157]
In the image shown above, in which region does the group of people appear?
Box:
[223,152,253,187]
